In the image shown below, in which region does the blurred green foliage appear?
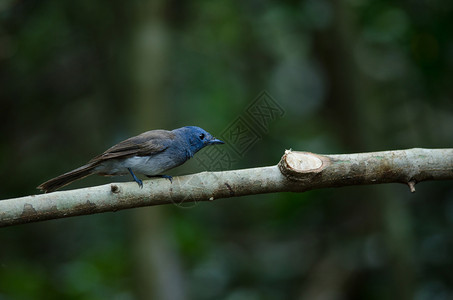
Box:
[1,0,452,299]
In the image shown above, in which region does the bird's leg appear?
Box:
[128,168,143,188]
[146,174,173,183]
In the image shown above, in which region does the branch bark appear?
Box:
[1,148,452,228]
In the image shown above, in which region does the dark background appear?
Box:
[1,0,452,299]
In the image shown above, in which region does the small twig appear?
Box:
[408,181,416,193]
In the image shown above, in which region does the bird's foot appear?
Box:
[128,168,143,189]
[146,174,173,183]
[161,175,173,183]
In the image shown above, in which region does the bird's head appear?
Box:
[175,126,224,154]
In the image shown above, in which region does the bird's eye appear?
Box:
[199,133,205,140]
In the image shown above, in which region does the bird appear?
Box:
[37,126,224,193]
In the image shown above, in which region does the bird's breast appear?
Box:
[94,152,187,176]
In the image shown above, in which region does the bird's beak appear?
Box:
[209,138,224,145]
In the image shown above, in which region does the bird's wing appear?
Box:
[89,130,174,162]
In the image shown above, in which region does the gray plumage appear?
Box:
[37,126,224,193]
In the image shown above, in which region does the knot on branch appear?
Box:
[278,150,330,181]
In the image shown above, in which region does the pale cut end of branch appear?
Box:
[279,150,330,180]
[408,181,416,193]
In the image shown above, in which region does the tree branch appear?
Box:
[1,148,452,228]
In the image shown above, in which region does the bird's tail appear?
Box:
[37,164,96,193]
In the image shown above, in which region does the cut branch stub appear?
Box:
[278,150,330,181]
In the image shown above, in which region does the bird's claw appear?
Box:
[161,175,173,183]
[146,174,173,183]
[128,168,143,189]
